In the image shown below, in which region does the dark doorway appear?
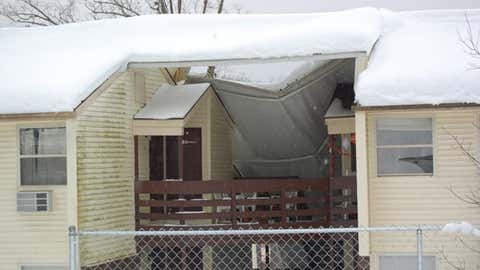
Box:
[147,129,203,213]
[182,128,202,181]
[182,128,202,211]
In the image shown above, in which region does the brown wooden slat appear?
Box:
[137,208,328,221]
[135,178,329,194]
[136,198,232,207]
[136,196,326,208]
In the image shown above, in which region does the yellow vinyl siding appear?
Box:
[76,69,171,266]
[0,120,71,269]
[210,92,233,180]
[144,69,171,103]
[137,136,150,181]
[361,107,480,270]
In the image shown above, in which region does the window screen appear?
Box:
[379,256,435,270]
[376,118,433,175]
[19,127,67,185]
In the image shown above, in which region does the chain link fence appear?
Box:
[69,225,480,270]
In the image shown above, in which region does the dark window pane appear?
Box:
[377,147,433,175]
[376,119,432,146]
[21,157,67,185]
[377,130,432,146]
[20,127,66,155]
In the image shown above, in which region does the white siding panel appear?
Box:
[0,121,69,269]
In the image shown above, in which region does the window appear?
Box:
[379,256,435,270]
[376,118,433,175]
[19,127,67,185]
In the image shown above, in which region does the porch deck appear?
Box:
[135,176,357,230]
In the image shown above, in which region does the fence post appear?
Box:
[69,226,78,270]
[416,228,423,270]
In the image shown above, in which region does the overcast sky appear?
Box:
[1,0,480,27]
[230,0,480,13]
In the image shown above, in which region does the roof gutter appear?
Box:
[0,111,75,120]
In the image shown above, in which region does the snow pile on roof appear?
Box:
[443,222,480,237]
[356,9,480,106]
[0,8,381,114]
[135,83,210,120]
[189,60,329,91]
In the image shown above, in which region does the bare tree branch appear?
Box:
[85,0,142,18]
[448,185,480,207]
[459,13,480,69]
[0,0,80,26]
[217,0,224,13]
[202,0,208,13]
[441,248,466,270]
[168,0,173,13]
[1,0,233,27]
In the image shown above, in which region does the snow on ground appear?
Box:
[356,9,480,106]
[443,222,480,237]
[0,8,381,114]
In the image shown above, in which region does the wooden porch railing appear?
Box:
[135,177,356,230]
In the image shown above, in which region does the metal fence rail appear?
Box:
[69,225,478,270]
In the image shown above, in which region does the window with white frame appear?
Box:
[376,118,433,176]
[19,127,67,185]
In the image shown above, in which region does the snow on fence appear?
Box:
[69,225,480,270]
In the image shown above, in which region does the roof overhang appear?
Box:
[133,119,185,136]
[0,111,75,121]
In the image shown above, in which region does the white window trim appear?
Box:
[16,122,68,189]
[373,115,436,177]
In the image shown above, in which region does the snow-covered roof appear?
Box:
[134,83,210,120]
[0,8,381,114]
[356,9,480,107]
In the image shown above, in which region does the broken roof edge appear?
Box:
[128,51,367,68]
[68,53,365,118]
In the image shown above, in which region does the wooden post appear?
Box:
[178,135,185,225]
[326,177,332,225]
[231,186,237,227]
[280,187,287,226]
